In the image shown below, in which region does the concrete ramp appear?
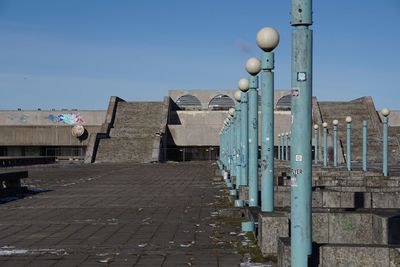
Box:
[94,101,166,163]
[317,97,400,164]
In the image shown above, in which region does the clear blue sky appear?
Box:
[0,0,399,110]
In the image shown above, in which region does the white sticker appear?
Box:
[249,138,252,143]
[291,177,298,187]
[295,154,303,162]
[266,137,270,141]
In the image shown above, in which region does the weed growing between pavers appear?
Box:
[235,232,277,264]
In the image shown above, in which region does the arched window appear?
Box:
[276,95,292,110]
[176,95,202,110]
[208,95,235,110]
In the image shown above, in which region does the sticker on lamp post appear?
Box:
[295,154,303,162]
[297,72,306,82]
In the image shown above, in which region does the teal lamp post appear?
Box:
[346,116,352,171]
[290,0,313,264]
[257,27,280,212]
[228,108,236,186]
[282,132,285,160]
[285,132,289,161]
[245,57,261,207]
[234,90,242,188]
[381,108,390,176]
[238,78,249,187]
[314,124,319,164]
[362,120,368,172]
[278,134,281,160]
[323,122,328,167]
[333,119,338,167]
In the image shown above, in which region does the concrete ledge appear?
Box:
[319,244,400,267]
[239,186,249,201]
[258,211,289,257]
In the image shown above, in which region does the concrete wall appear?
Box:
[0,110,105,126]
[0,125,101,146]
[167,110,292,146]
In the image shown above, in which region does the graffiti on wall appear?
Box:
[48,114,85,125]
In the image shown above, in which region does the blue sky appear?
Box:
[0,0,399,110]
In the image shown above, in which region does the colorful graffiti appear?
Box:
[48,114,85,125]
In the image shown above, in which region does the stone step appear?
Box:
[258,209,400,257]
[110,127,161,138]
[95,101,164,163]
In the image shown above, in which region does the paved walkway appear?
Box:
[0,162,242,266]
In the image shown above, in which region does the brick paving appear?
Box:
[0,162,242,266]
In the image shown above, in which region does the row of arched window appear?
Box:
[175,94,292,111]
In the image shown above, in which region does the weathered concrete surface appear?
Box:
[277,237,291,267]
[0,110,105,126]
[319,245,400,267]
[258,212,289,257]
[0,125,100,146]
[0,162,242,266]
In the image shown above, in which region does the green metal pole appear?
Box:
[363,120,368,172]
[248,75,259,207]
[346,117,352,171]
[285,133,289,161]
[383,116,389,176]
[260,51,275,212]
[240,90,249,186]
[333,121,338,167]
[235,103,241,187]
[323,124,327,167]
[278,134,281,160]
[282,134,284,160]
[291,0,313,265]
[314,125,318,164]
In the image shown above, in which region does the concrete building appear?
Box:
[0,90,399,164]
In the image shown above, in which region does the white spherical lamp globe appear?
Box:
[313,124,319,130]
[322,122,328,128]
[345,116,352,123]
[333,119,339,126]
[256,27,280,52]
[245,57,261,76]
[71,125,85,138]
[234,90,241,102]
[381,107,391,117]
[238,78,249,92]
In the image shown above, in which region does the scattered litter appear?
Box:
[138,243,147,248]
[195,224,200,227]
[98,257,113,263]
[138,208,143,212]
[180,241,194,248]
[169,241,175,244]
[0,249,28,256]
[240,263,273,267]
[142,217,152,225]
[0,248,68,256]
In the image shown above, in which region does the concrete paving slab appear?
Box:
[0,162,243,266]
